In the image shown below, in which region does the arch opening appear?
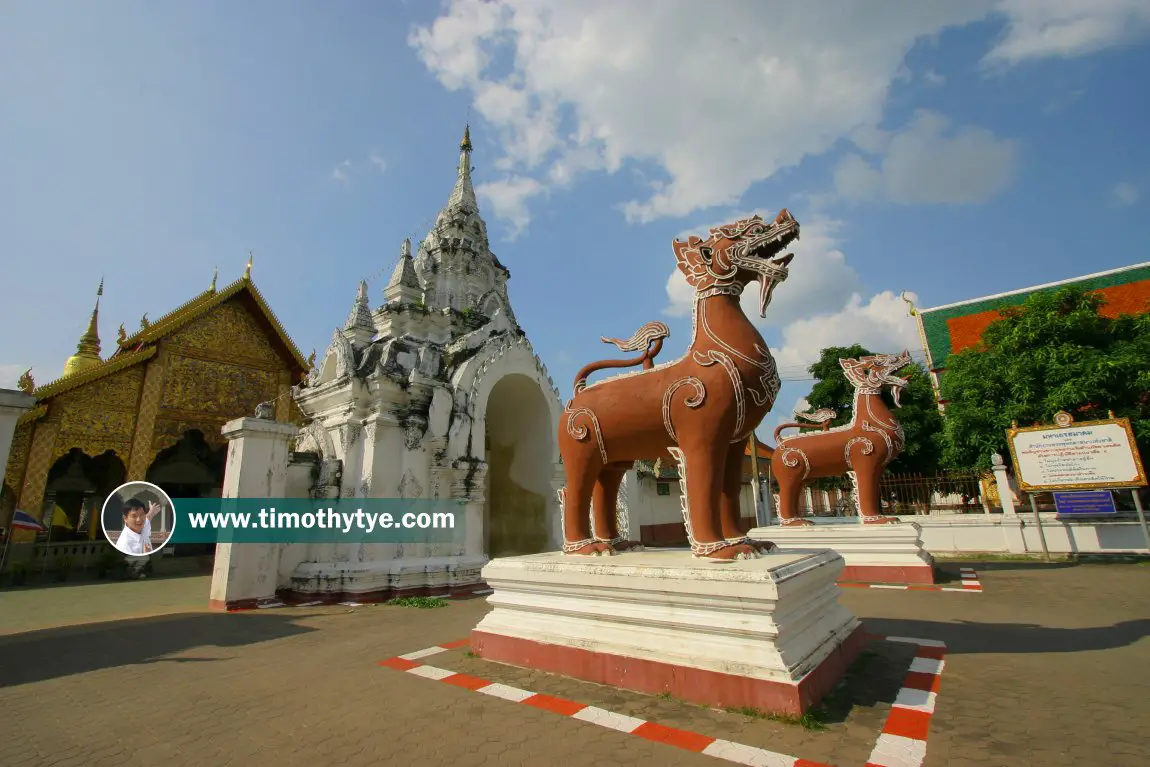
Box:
[44,448,126,540]
[144,430,226,556]
[483,373,554,557]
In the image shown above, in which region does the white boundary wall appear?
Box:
[869,514,1148,555]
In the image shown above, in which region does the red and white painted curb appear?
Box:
[379,634,949,767]
[865,636,947,767]
[839,567,982,593]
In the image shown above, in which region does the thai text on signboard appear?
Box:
[1006,412,1146,493]
[1052,491,1117,515]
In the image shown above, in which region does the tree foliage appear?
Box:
[797,343,945,489]
[938,287,1150,471]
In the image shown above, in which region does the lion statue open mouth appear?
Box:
[557,209,800,560]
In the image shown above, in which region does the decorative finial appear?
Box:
[401,237,411,258]
[97,277,104,299]
[17,368,35,394]
[140,313,150,330]
[210,266,218,292]
[117,323,127,344]
[307,349,316,369]
[244,251,253,280]
[460,123,472,152]
[900,291,917,317]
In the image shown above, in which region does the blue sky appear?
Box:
[2,1,1148,442]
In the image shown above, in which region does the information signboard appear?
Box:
[1052,490,1117,515]
[1006,412,1146,493]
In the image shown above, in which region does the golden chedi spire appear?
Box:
[63,279,105,377]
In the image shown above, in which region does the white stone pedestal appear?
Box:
[471,550,864,715]
[287,555,489,602]
[209,416,299,611]
[748,522,936,585]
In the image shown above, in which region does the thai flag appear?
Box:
[10,510,46,532]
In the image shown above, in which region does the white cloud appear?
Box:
[663,213,862,327]
[476,175,545,240]
[834,110,1018,204]
[410,1,998,231]
[1113,181,1139,206]
[410,1,1145,233]
[369,152,387,173]
[770,290,923,374]
[985,0,1150,65]
[330,160,352,183]
[923,69,947,86]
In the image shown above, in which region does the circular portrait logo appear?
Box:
[101,481,177,556]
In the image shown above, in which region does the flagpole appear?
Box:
[0,522,13,579]
[39,508,54,579]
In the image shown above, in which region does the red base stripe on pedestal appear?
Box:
[470,626,867,716]
[841,564,936,585]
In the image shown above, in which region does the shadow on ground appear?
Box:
[0,612,316,687]
[813,638,916,725]
[0,569,212,593]
[863,617,1150,655]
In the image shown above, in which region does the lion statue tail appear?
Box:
[572,321,671,394]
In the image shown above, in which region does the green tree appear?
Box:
[799,344,945,490]
[939,287,1150,471]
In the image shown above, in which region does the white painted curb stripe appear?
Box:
[477,682,535,702]
[571,706,646,733]
[400,646,449,661]
[868,732,927,767]
[701,739,800,766]
[406,664,455,680]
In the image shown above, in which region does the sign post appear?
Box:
[1133,490,1150,553]
[1027,493,1051,561]
[1006,410,1149,556]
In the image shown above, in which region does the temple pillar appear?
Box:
[208,415,298,611]
[0,390,35,483]
[13,418,60,541]
[126,354,167,481]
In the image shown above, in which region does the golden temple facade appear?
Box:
[2,266,308,542]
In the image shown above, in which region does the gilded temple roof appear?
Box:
[31,276,307,402]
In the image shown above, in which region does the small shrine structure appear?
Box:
[211,128,565,608]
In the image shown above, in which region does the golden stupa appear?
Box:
[61,279,104,378]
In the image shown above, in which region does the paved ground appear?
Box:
[0,561,1146,767]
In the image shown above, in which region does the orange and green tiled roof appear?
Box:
[919,262,1150,375]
